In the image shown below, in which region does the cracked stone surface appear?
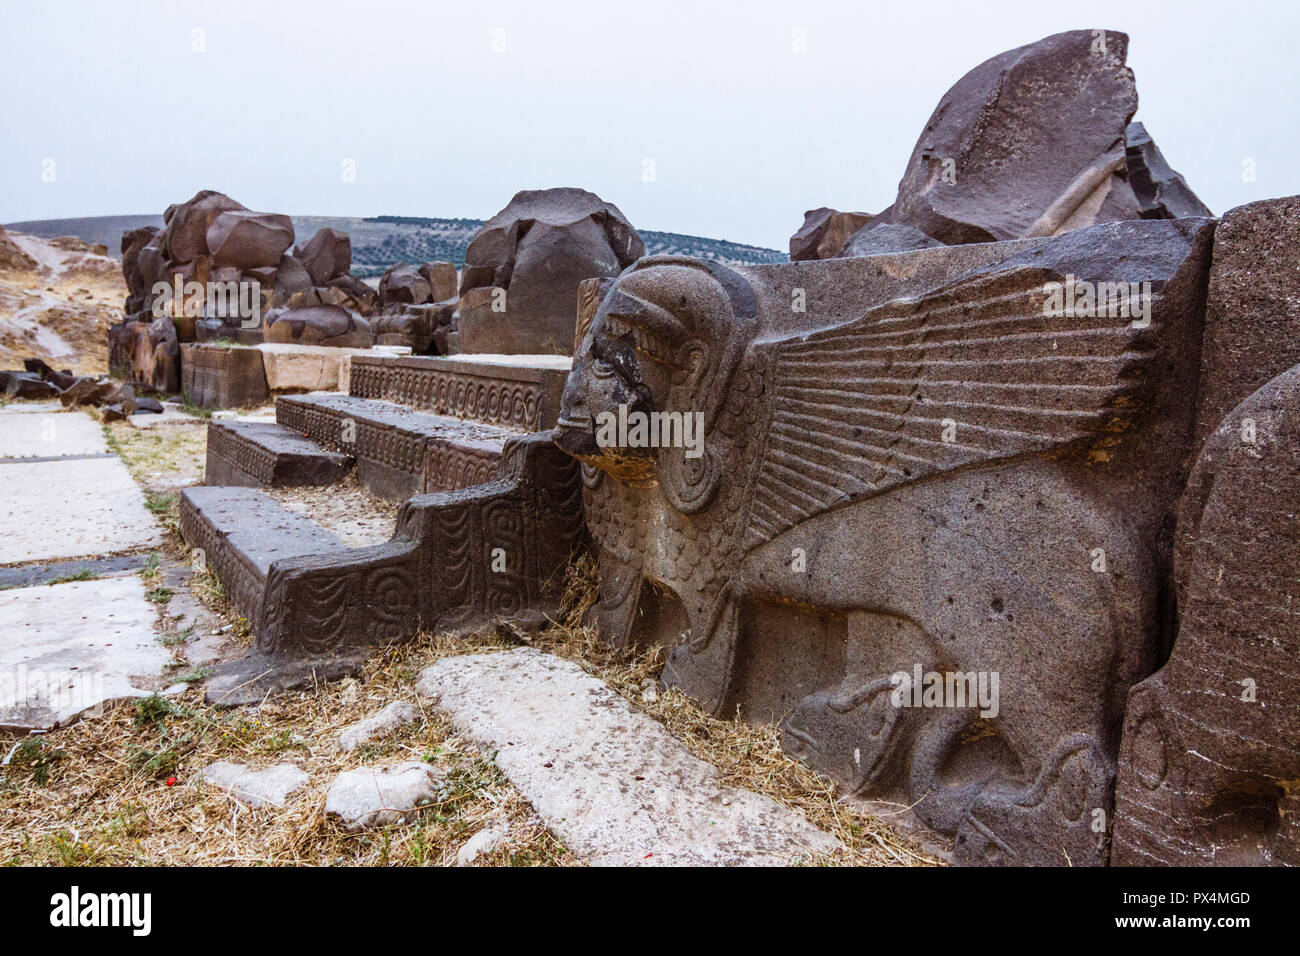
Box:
[324,761,446,830]
[416,649,842,866]
[0,576,172,731]
[337,700,421,752]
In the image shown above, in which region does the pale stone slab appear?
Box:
[200,761,309,808]
[0,576,171,731]
[337,700,421,752]
[0,456,162,564]
[255,343,370,392]
[324,761,445,830]
[416,649,842,865]
[0,410,106,458]
[0,400,63,415]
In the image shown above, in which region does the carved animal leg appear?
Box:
[782,612,933,797]
[660,584,740,716]
[593,548,644,650]
[951,733,1113,867]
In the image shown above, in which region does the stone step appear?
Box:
[179,485,351,626]
[345,353,572,431]
[275,393,514,501]
[204,420,353,488]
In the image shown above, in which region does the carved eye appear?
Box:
[592,355,616,379]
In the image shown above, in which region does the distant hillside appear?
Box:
[5,214,787,278]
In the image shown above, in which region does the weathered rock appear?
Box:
[206,210,295,270]
[1125,122,1214,220]
[272,254,313,302]
[1112,367,1300,866]
[294,227,352,285]
[789,207,873,260]
[553,217,1215,865]
[416,650,842,865]
[121,226,162,313]
[199,761,309,808]
[264,305,373,348]
[458,188,644,354]
[1111,196,1300,866]
[1192,196,1300,443]
[370,302,455,354]
[1,371,59,400]
[57,377,115,408]
[839,221,943,258]
[888,30,1143,244]
[377,263,431,307]
[418,261,458,303]
[163,189,247,264]
[324,761,445,830]
[337,700,421,752]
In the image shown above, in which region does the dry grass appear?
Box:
[524,554,941,866]
[0,554,935,867]
[4,407,935,866]
[0,632,576,867]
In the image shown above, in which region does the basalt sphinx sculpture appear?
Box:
[553,216,1217,866]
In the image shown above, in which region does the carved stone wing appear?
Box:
[745,265,1160,547]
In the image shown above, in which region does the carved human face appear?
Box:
[554,287,676,481]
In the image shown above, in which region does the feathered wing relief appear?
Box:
[746,265,1161,548]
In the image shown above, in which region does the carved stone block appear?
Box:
[553,217,1215,865]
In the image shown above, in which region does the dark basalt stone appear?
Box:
[1125,122,1214,221]
[264,305,372,348]
[458,188,644,355]
[553,215,1215,866]
[789,207,873,260]
[888,29,1144,244]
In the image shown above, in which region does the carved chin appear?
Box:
[552,425,655,481]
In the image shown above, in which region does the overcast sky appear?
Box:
[1,0,1295,249]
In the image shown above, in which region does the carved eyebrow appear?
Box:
[602,315,683,369]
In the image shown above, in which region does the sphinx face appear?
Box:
[554,296,669,481]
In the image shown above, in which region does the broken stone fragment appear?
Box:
[294,227,352,285]
[888,29,1144,244]
[199,761,309,809]
[206,210,295,270]
[788,207,873,260]
[163,190,247,264]
[458,187,644,355]
[264,305,373,348]
[378,263,431,307]
[324,761,446,830]
[838,221,943,258]
[1125,122,1214,221]
[337,700,421,752]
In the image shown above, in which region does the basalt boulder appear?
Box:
[121,225,162,313]
[789,208,873,261]
[458,188,644,355]
[888,29,1144,244]
[1125,122,1214,221]
[206,210,295,270]
[264,305,373,348]
[164,190,247,264]
[295,227,352,285]
[419,261,458,303]
[378,263,432,307]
